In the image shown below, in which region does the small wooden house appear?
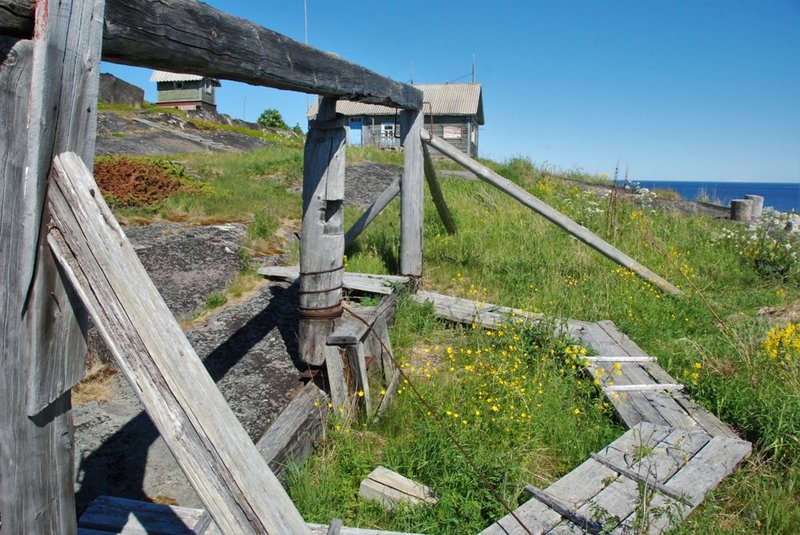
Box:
[150,70,221,112]
[309,83,484,157]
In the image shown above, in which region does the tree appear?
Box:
[257,108,288,129]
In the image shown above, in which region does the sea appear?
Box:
[638,180,800,213]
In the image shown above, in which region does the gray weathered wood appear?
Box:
[524,484,605,535]
[344,177,400,248]
[347,343,372,415]
[422,143,457,234]
[588,454,692,506]
[299,97,346,366]
[0,0,32,37]
[327,518,343,535]
[413,290,544,328]
[422,130,683,296]
[745,194,764,218]
[359,466,438,510]
[256,381,331,482]
[2,0,422,109]
[400,110,425,278]
[47,152,309,534]
[604,384,684,393]
[79,495,211,534]
[328,294,397,345]
[325,345,349,412]
[1,0,104,530]
[730,199,753,221]
[585,356,656,362]
[259,266,409,294]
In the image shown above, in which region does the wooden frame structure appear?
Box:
[1,1,682,533]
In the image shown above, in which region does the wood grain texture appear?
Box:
[0,0,33,37]
[1,0,103,529]
[344,177,400,248]
[47,152,309,534]
[400,110,424,277]
[299,98,346,365]
[422,130,682,296]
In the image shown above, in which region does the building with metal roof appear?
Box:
[308,83,484,157]
[150,70,221,112]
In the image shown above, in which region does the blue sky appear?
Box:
[102,1,800,183]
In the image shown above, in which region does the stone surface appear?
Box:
[99,73,144,107]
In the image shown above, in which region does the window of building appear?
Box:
[443,125,462,140]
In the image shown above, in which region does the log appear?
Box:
[422,130,683,296]
[47,152,309,534]
[400,110,425,278]
[422,143,457,234]
[359,466,438,510]
[0,0,423,109]
[1,0,104,530]
[744,194,764,219]
[730,199,753,222]
[344,177,400,248]
[299,97,346,366]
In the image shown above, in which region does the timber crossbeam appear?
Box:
[1,0,422,109]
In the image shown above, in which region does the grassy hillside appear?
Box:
[98,139,800,533]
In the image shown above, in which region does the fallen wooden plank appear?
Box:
[329,294,398,345]
[588,454,692,506]
[359,466,438,510]
[524,485,605,535]
[585,356,656,362]
[604,384,684,393]
[79,495,211,535]
[422,130,682,296]
[47,152,309,534]
[412,290,543,328]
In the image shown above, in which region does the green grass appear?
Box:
[297,163,800,533]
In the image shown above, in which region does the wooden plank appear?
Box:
[604,384,684,393]
[256,381,331,482]
[1,0,104,529]
[344,177,400,248]
[412,290,543,328]
[329,294,397,345]
[0,0,423,108]
[47,152,309,534]
[0,0,32,37]
[400,110,425,278]
[307,524,425,535]
[325,345,349,411]
[299,97,346,366]
[79,495,210,534]
[524,485,605,535]
[422,130,682,296]
[359,466,438,509]
[637,436,752,534]
[258,266,408,294]
[347,343,372,415]
[585,356,655,362]
[422,143,457,234]
[588,454,692,506]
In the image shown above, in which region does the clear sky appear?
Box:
[102,1,800,183]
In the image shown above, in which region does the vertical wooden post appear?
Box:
[299,97,346,366]
[400,110,424,279]
[0,0,104,532]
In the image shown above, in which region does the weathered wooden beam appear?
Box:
[422,130,683,296]
[0,0,422,108]
[299,97,346,366]
[422,144,457,234]
[400,110,425,278]
[1,0,105,530]
[0,0,33,37]
[524,484,605,535]
[344,177,400,248]
[47,152,310,534]
[588,453,693,506]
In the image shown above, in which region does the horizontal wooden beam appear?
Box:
[0,0,422,109]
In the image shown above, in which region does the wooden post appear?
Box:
[730,199,753,222]
[0,0,104,531]
[400,110,424,279]
[299,97,346,366]
[422,143,457,234]
[422,130,684,296]
[744,194,764,219]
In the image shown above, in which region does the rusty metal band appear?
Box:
[298,303,343,319]
[308,113,346,131]
[299,263,344,277]
[297,284,343,295]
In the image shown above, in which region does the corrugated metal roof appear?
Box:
[308,83,483,124]
[150,70,220,85]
